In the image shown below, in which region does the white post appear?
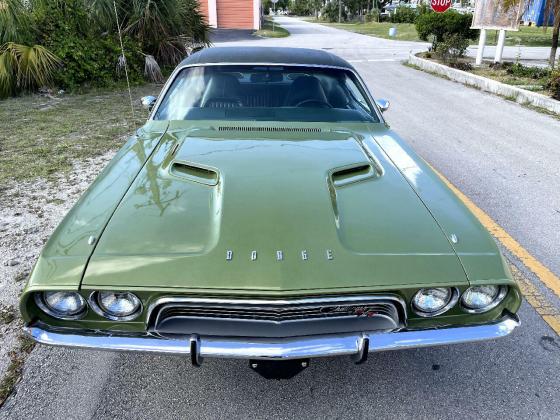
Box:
[494,29,506,63]
[475,28,487,66]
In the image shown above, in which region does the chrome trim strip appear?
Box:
[146,294,408,326]
[148,62,385,123]
[24,314,519,361]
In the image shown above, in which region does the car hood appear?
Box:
[82,126,467,291]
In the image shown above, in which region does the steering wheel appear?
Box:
[295,99,332,108]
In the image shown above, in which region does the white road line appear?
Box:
[347,58,399,63]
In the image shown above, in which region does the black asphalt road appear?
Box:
[2,17,560,420]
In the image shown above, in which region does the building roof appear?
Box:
[180,47,354,70]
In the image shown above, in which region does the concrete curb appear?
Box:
[408,53,560,116]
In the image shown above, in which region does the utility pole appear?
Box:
[338,0,342,22]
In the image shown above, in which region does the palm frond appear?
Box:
[0,46,17,97]
[0,42,60,96]
[144,54,164,83]
[0,0,33,44]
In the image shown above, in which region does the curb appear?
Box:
[408,53,560,116]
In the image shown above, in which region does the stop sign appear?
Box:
[431,0,452,13]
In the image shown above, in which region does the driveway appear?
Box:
[2,16,560,420]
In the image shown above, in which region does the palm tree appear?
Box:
[0,0,61,97]
[543,0,560,67]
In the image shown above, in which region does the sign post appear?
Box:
[471,0,524,65]
[271,0,278,32]
[475,28,487,66]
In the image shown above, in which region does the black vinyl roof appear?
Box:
[179,47,355,70]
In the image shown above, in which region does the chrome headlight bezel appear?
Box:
[34,291,87,320]
[88,291,143,321]
[460,285,508,314]
[411,287,459,317]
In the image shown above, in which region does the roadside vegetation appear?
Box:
[255,18,290,38]
[287,0,559,65]
[0,0,208,99]
[305,18,557,47]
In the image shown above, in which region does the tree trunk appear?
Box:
[338,0,342,23]
[551,18,559,68]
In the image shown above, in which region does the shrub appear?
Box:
[435,33,469,64]
[391,6,417,24]
[0,43,61,97]
[548,69,560,100]
[365,10,379,22]
[415,11,478,49]
[321,1,346,22]
[506,63,551,79]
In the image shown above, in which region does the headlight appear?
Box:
[35,291,86,319]
[461,286,507,313]
[412,287,457,317]
[91,292,142,321]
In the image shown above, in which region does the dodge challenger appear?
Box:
[21,47,520,376]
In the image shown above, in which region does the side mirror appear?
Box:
[375,99,390,113]
[141,96,157,111]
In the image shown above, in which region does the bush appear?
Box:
[435,33,469,64]
[365,9,380,22]
[548,69,560,100]
[415,11,478,49]
[391,6,417,24]
[321,1,346,22]
[506,63,551,79]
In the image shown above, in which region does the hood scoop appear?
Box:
[217,126,322,133]
[330,163,378,187]
[171,161,219,186]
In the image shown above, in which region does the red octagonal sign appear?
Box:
[431,0,452,13]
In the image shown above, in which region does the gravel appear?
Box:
[0,152,114,380]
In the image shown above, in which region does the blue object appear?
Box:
[522,0,555,27]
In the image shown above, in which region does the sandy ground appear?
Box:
[0,152,114,380]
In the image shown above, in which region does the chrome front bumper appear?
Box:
[24,314,519,363]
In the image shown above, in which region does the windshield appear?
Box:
[154,65,379,123]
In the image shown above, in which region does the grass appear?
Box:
[470,65,552,94]
[255,18,290,38]
[0,84,159,184]
[302,17,556,47]
[303,18,419,42]
[0,335,35,407]
[0,306,16,325]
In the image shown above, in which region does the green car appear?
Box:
[20,47,520,373]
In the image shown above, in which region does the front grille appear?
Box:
[157,302,397,322]
[150,296,405,338]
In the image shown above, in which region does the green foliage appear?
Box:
[32,0,142,89]
[549,69,560,100]
[0,43,61,98]
[322,1,347,22]
[0,0,34,44]
[415,10,478,49]
[263,0,289,14]
[435,34,469,65]
[506,62,551,79]
[391,6,417,24]
[120,0,209,66]
[0,0,209,97]
[291,0,313,16]
[365,9,380,22]
[46,34,144,90]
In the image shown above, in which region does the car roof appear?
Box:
[179,47,355,70]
